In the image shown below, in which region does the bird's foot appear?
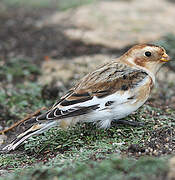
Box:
[113,119,144,127]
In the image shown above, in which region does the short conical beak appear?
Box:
[160,53,170,62]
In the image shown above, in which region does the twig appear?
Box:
[0,107,47,134]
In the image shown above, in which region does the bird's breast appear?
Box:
[133,76,153,105]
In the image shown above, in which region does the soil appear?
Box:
[0,6,126,63]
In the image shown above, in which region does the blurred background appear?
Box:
[1,0,175,107]
[1,0,175,63]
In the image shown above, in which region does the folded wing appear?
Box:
[30,62,148,124]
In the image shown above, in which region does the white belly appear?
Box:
[82,98,146,128]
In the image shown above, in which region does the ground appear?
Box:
[0,0,175,179]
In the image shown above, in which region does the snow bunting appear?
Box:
[3,44,170,151]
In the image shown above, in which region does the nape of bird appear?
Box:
[3,44,170,151]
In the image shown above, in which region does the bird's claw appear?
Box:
[113,119,144,127]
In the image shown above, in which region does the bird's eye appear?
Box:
[145,51,152,57]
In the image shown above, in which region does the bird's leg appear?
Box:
[112,119,144,127]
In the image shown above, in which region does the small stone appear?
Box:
[165,144,169,149]
[0,170,9,176]
[154,125,158,129]
[148,147,153,152]
[165,137,169,142]
[145,149,149,153]
[0,135,7,145]
[153,150,158,156]
[56,145,61,149]
[156,144,160,148]
[112,142,125,146]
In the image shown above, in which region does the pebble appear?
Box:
[0,135,7,145]
[156,144,160,148]
[0,170,9,176]
[148,147,153,152]
[112,142,125,146]
[153,150,158,156]
[153,125,158,129]
[165,137,169,142]
[165,144,169,149]
[145,149,149,153]
[138,152,141,155]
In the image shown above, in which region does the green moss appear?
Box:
[0,58,40,83]
[0,154,36,170]
[22,105,175,155]
[0,156,169,180]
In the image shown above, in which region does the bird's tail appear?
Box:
[2,121,57,152]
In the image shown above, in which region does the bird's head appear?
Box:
[122,44,170,75]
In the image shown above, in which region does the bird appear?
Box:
[3,44,170,151]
